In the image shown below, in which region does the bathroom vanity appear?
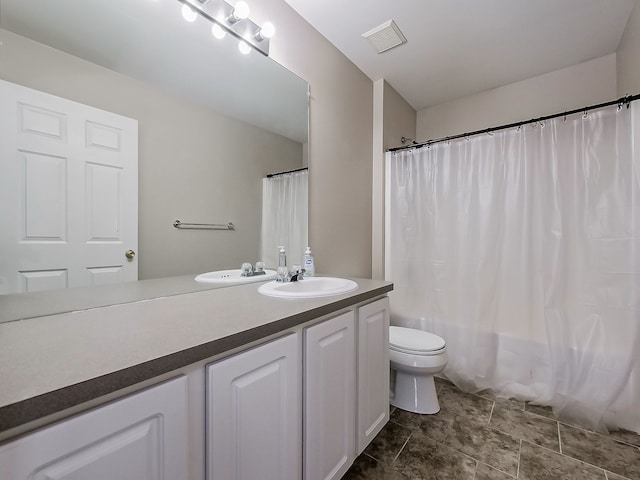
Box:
[0,277,392,480]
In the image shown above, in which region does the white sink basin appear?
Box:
[258,277,358,298]
[195,269,277,284]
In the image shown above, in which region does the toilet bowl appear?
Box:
[389,326,448,414]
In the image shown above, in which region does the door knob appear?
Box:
[125,249,136,259]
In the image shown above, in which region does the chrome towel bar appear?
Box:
[173,220,235,230]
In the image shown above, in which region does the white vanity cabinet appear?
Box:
[303,298,390,480]
[356,297,390,453]
[0,376,188,479]
[304,310,356,480]
[206,333,301,480]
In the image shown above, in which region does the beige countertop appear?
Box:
[0,274,233,323]
[0,277,392,435]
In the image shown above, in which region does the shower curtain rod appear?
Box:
[266,167,308,178]
[388,93,640,153]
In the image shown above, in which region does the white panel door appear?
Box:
[0,79,138,294]
[0,376,188,479]
[206,334,301,480]
[356,297,390,454]
[304,311,356,480]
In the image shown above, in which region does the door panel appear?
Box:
[304,311,356,480]
[0,79,138,294]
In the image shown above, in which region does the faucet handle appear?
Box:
[276,265,288,282]
[240,262,252,277]
[289,264,303,281]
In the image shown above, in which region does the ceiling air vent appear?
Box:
[362,20,407,54]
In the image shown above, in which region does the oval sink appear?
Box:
[195,269,277,284]
[258,277,358,298]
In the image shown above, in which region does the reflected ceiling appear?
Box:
[1,0,308,143]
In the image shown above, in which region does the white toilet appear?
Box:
[389,326,448,414]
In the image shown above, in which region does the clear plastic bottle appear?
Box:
[277,246,288,282]
[303,246,315,277]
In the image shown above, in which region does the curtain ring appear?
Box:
[563,115,567,122]
[583,110,589,119]
[540,120,545,128]
[516,125,522,132]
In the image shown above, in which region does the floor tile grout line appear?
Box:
[526,408,640,449]
[476,459,517,479]
[488,399,496,426]
[522,438,630,478]
[557,421,563,455]
[391,432,412,464]
[556,425,640,477]
[378,394,639,480]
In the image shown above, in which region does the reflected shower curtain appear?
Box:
[261,169,308,268]
[385,103,640,432]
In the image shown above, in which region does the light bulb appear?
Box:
[238,40,251,55]
[181,4,198,22]
[211,23,226,39]
[233,1,250,20]
[259,22,275,39]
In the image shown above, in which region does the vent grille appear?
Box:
[362,20,407,54]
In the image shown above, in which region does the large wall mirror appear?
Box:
[0,0,309,317]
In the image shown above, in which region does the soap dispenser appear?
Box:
[303,246,315,277]
[277,246,288,282]
[278,246,287,268]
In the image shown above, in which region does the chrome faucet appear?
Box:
[276,264,304,282]
[240,261,266,277]
[288,265,304,282]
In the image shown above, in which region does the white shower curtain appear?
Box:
[261,169,308,268]
[385,103,640,432]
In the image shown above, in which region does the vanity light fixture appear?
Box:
[181,4,198,22]
[227,1,250,24]
[238,40,251,55]
[255,21,275,41]
[177,0,274,56]
[211,23,226,39]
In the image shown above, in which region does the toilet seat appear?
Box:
[389,326,446,356]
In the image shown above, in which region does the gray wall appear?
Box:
[382,82,417,152]
[416,54,618,141]
[0,30,303,279]
[252,0,374,278]
[618,0,640,95]
[371,80,416,280]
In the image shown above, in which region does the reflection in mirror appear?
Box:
[0,0,309,308]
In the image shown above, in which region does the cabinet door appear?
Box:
[0,376,188,479]
[357,297,390,453]
[207,333,300,480]
[305,311,355,480]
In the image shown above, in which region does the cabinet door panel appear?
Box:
[207,334,300,480]
[305,311,355,480]
[357,297,390,453]
[0,376,188,479]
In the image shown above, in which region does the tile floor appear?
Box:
[342,379,640,480]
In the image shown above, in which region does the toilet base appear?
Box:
[391,370,440,414]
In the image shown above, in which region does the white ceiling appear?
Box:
[284,0,637,110]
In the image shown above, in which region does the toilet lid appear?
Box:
[389,326,446,354]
